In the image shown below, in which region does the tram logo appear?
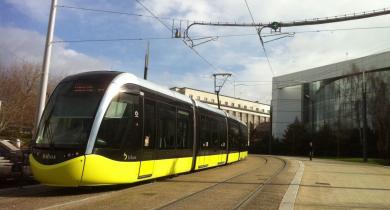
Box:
[42,153,56,160]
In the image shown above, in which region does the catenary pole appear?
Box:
[362,71,368,162]
[35,0,57,131]
[144,41,150,80]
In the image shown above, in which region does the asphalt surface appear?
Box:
[0,155,291,210]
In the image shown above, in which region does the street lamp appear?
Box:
[304,94,314,161]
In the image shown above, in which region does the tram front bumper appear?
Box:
[29,154,85,187]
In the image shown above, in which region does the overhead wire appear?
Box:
[56,4,194,22]
[55,3,390,81]
[52,37,175,43]
[134,0,219,71]
[51,24,390,43]
[243,0,275,76]
[50,32,291,43]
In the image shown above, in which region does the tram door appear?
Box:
[138,96,156,179]
[197,115,208,168]
[218,119,227,165]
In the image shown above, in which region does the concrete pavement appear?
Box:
[292,158,390,209]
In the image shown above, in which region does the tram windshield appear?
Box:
[35,80,107,148]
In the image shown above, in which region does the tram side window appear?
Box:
[144,100,156,148]
[218,119,227,149]
[210,118,219,151]
[95,93,140,151]
[240,124,249,150]
[199,115,210,148]
[228,121,240,151]
[199,114,220,150]
[158,104,176,149]
[177,110,191,149]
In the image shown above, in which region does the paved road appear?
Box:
[0,156,292,210]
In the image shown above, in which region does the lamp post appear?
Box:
[304,94,314,161]
[362,71,368,162]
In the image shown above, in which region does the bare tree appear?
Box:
[0,62,41,139]
[367,72,390,163]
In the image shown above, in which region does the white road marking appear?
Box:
[36,193,114,210]
[279,160,304,210]
[36,181,157,210]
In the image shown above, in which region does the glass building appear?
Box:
[302,69,390,132]
[272,51,390,139]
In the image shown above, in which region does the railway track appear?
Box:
[0,155,287,210]
[154,156,287,210]
[234,156,287,209]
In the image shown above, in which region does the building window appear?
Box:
[256,108,259,112]
[204,97,208,102]
[250,106,253,110]
[225,101,228,106]
[231,103,234,107]
[197,96,200,100]
[189,94,193,99]
[267,110,270,114]
[211,99,215,103]
[244,105,247,109]
[262,109,264,113]
[238,104,241,108]
[233,111,236,116]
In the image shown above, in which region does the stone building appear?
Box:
[171,87,270,129]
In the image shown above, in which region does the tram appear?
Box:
[30,71,248,186]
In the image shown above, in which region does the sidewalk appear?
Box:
[294,158,390,209]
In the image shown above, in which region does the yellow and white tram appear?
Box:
[30,71,248,186]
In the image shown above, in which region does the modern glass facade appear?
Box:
[302,68,390,132]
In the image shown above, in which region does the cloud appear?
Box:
[134,0,390,103]
[0,27,113,77]
[5,0,50,22]
[4,0,390,104]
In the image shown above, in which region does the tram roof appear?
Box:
[63,71,247,125]
[113,72,194,105]
[193,100,227,117]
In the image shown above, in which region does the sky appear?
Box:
[1,0,390,104]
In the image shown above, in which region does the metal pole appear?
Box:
[212,73,231,110]
[35,0,57,131]
[269,106,272,154]
[213,74,221,109]
[311,99,314,161]
[311,100,314,134]
[362,71,368,162]
[144,41,150,80]
[216,91,221,109]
